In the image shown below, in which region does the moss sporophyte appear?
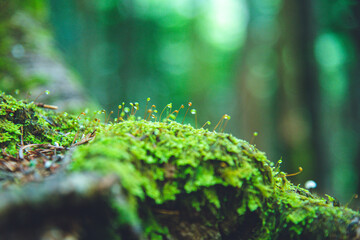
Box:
[1,92,360,239]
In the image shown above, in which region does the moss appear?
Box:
[1,92,359,239]
[70,119,360,239]
[0,92,81,156]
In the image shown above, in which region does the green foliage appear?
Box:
[0,0,48,93]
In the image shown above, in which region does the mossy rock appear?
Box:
[1,92,360,239]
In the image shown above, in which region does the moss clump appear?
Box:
[0,92,80,156]
[70,119,360,239]
[1,93,359,239]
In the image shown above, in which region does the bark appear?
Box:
[0,173,141,240]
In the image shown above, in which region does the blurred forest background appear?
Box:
[1,0,359,205]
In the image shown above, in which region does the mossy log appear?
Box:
[0,173,141,240]
[1,92,360,240]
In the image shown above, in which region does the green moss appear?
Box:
[0,92,81,156]
[1,92,359,239]
[70,119,360,239]
[71,120,271,202]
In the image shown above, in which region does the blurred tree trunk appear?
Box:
[348,3,360,200]
[0,0,92,112]
[234,0,280,161]
[311,0,358,200]
[276,1,324,188]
